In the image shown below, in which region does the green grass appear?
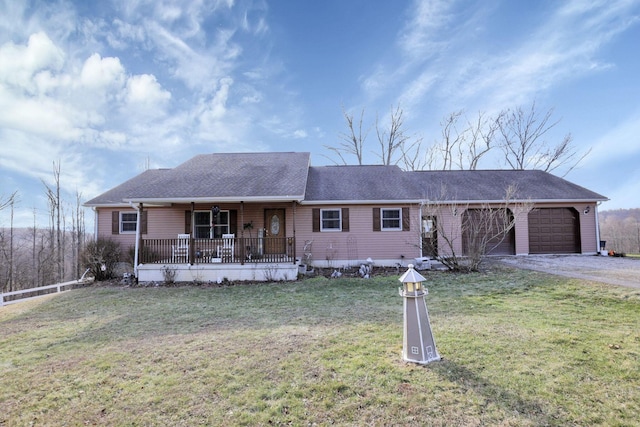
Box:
[1,266,639,426]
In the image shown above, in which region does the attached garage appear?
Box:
[462,208,516,256]
[528,208,580,254]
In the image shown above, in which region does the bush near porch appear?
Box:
[1,266,638,426]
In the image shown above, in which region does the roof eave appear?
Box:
[299,197,609,205]
[123,195,306,204]
[83,202,132,208]
[422,197,609,204]
[299,199,423,205]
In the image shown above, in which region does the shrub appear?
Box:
[82,238,122,281]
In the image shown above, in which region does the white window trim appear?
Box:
[381,208,402,231]
[120,211,138,234]
[193,209,231,238]
[194,210,213,238]
[320,208,342,232]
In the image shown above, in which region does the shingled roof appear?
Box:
[302,166,607,203]
[303,165,417,202]
[85,152,607,207]
[84,152,311,206]
[404,169,608,203]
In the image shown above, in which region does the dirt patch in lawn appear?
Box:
[492,254,640,289]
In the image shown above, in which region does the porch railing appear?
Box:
[140,237,296,265]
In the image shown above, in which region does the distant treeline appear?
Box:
[599,208,640,254]
[1,161,88,293]
[0,227,90,293]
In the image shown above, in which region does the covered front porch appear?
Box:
[136,235,300,282]
[126,194,306,282]
[140,235,296,265]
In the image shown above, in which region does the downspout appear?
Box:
[190,202,195,265]
[419,201,425,257]
[92,207,98,238]
[293,201,297,264]
[595,201,602,254]
[240,201,245,263]
[129,202,141,277]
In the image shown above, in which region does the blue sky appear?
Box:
[1,0,640,229]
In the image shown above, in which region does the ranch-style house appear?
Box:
[84,152,608,282]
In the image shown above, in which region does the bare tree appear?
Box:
[420,185,531,271]
[375,105,418,166]
[438,110,465,170]
[599,209,640,255]
[417,110,503,171]
[463,111,503,170]
[328,102,583,175]
[0,191,18,212]
[326,104,421,167]
[324,107,370,165]
[497,101,589,175]
[42,161,63,283]
[31,208,38,286]
[72,190,86,278]
[400,139,428,171]
[0,192,19,292]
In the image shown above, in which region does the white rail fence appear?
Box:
[1,278,94,307]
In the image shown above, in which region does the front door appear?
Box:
[264,209,286,254]
[422,216,438,257]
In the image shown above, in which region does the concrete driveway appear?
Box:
[494,254,640,289]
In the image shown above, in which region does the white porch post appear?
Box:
[129,202,142,278]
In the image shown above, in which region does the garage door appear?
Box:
[528,208,580,254]
[462,209,515,256]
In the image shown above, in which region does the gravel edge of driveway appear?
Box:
[490,254,640,289]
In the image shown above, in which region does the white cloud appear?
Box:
[398,0,454,57]
[459,0,640,108]
[292,129,307,139]
[365,0,639,119]
[125,74,171,105]
[583,111,640,168]
[0,85,84,140]
[199,77,233,122]
[79,53,126,92]
[0,32,64,92]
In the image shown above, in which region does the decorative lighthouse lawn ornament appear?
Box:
[398,264,441,364]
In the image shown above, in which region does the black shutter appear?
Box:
[342,208,349,232]
[184,211,191,234]
[112,211,119,234]
[402,207,410,231]
[230,210,238,235]
[312,208,320,232]
[373,208,381,231]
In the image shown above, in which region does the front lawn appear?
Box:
[1,266,638,426]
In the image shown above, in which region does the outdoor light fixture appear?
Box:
[211,205,220,216]
[584,206,591,215]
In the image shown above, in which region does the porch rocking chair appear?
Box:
[172,233,190,262]
[217,233,235,262]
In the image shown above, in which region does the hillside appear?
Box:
[599,208,640,254]
[599,208,640,221]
